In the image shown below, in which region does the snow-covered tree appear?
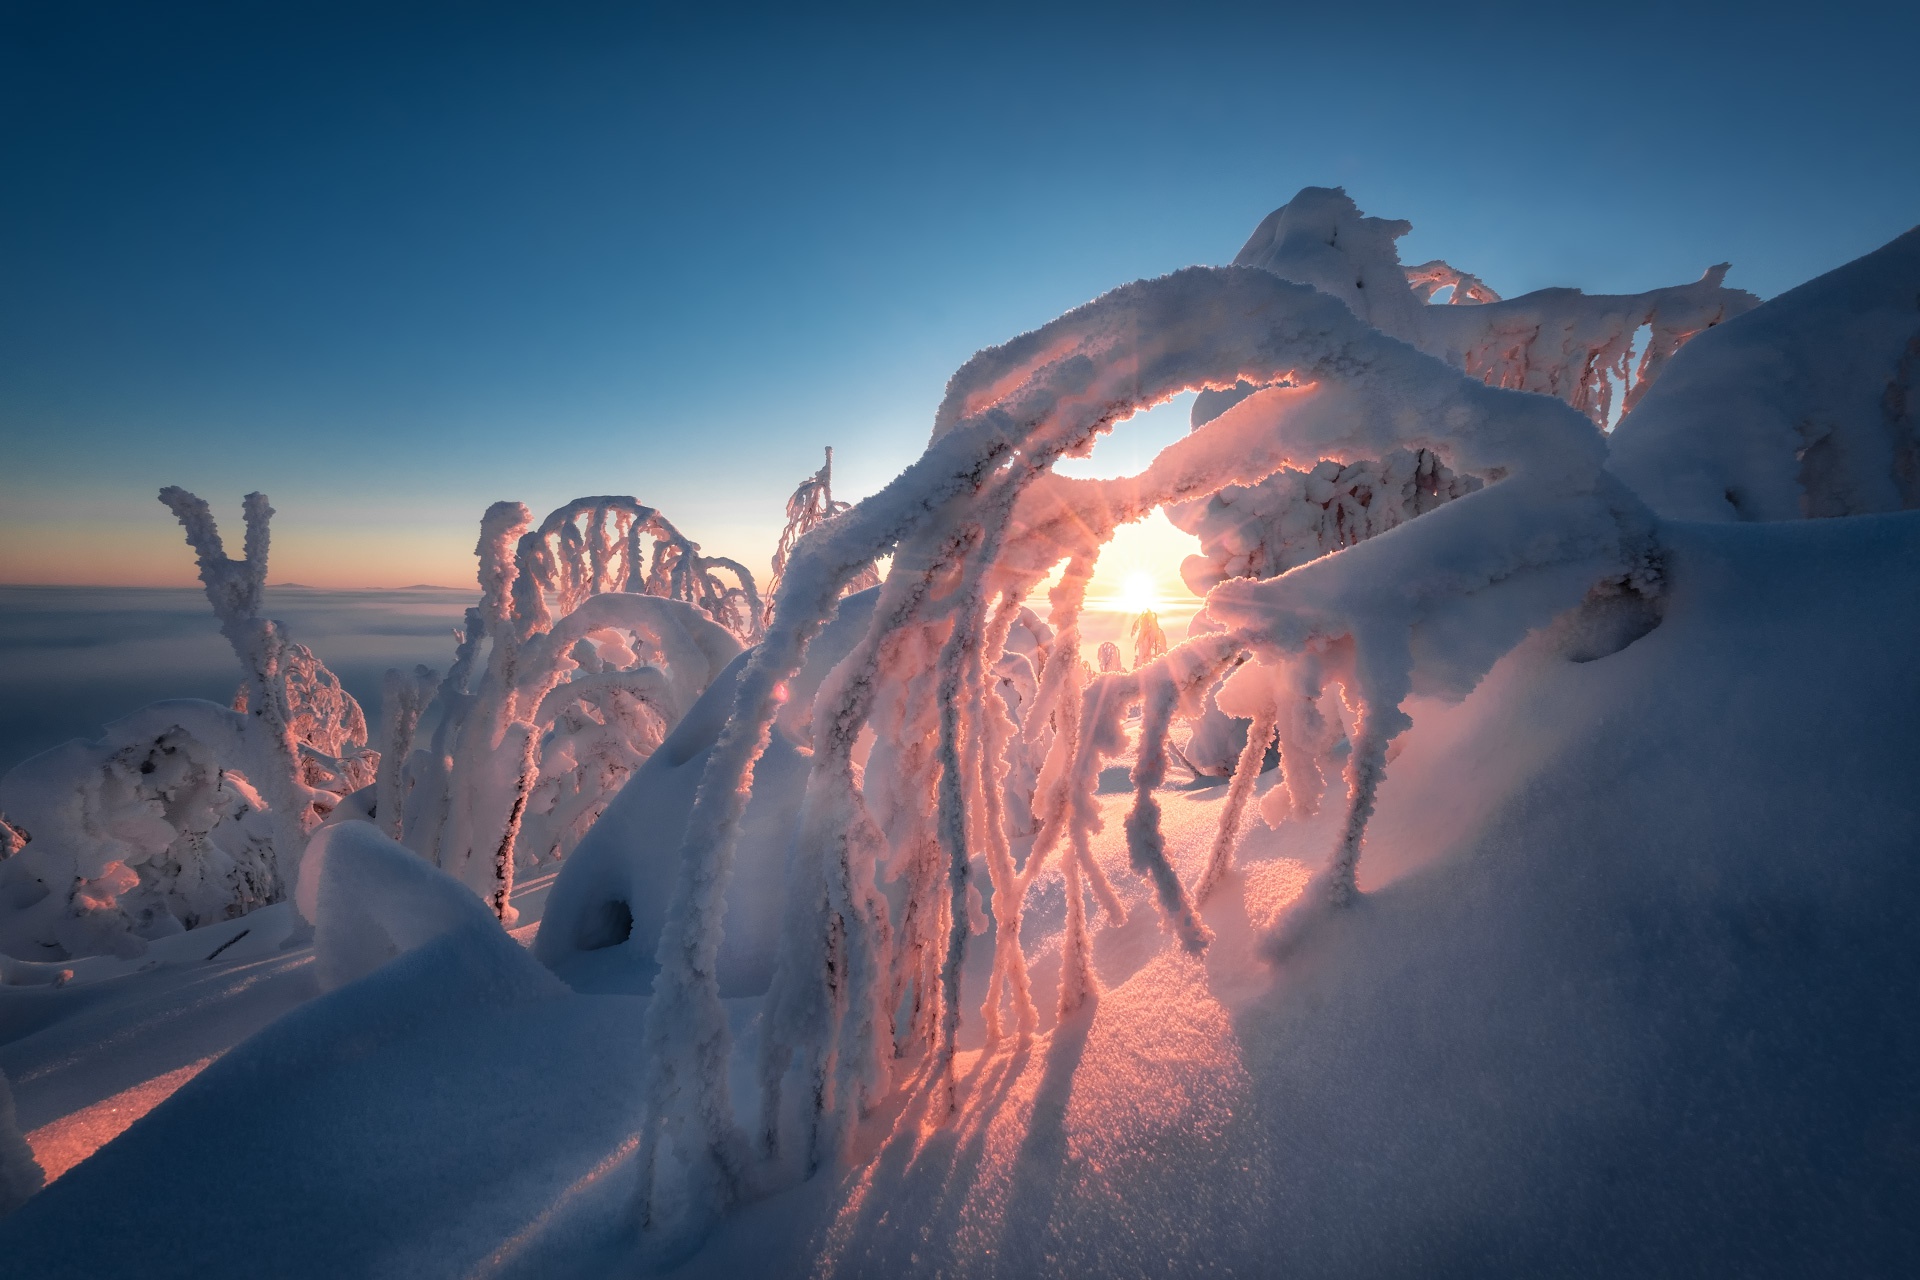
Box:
[1128,609,1167,670]
[384,496,747,920]
[623,189,1685,1227]
[0,490,373,960]
[1175,187,1754,597]
[766,448,881,629]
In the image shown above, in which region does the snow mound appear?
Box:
[1610,226,1920,521]
[297,820,560,996]
[0,819,638,1280]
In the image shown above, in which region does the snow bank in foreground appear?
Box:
[296,821,561,996]
[0,1070,42,1216]
[0,823,630,1279]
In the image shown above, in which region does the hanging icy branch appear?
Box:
[509,496,762,645]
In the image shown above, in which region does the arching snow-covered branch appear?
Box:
[391,498,746,918]
[632,258,1657,1227]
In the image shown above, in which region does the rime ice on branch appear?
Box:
[1175,187,1754,599]
[765,448,881,629]
[630,214,1669,1226]
[383,497,747,920]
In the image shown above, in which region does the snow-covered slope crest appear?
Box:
[1610,225,1920,521]
[297,821,565,996]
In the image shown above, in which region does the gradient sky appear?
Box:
[2,0,1915,591]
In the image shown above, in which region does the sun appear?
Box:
[1116,569,1161,615]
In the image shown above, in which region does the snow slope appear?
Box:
[4,511,1914,1277]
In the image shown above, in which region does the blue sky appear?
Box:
[2,0,1914,587]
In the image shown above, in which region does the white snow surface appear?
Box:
[2,511,1915,1277]
[1610,225,1920,521]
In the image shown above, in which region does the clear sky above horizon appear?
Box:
[2,0,1915,590]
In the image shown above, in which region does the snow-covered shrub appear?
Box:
[0,709,277,960]
[0,490,374,961]
[386,497,747,920]
[1609,226,1920,521]
[626,247,1658,1223]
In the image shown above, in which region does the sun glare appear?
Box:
[1117,570,1161,616]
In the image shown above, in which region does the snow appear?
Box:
[7,510,1913,1276]
[1,189,1916,1277]
[0,1069,42,1216]
[1610,225,1920,521]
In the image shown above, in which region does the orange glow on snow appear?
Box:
[25,1056,216,1183]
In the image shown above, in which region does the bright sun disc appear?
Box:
[1117,570,1160,615]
